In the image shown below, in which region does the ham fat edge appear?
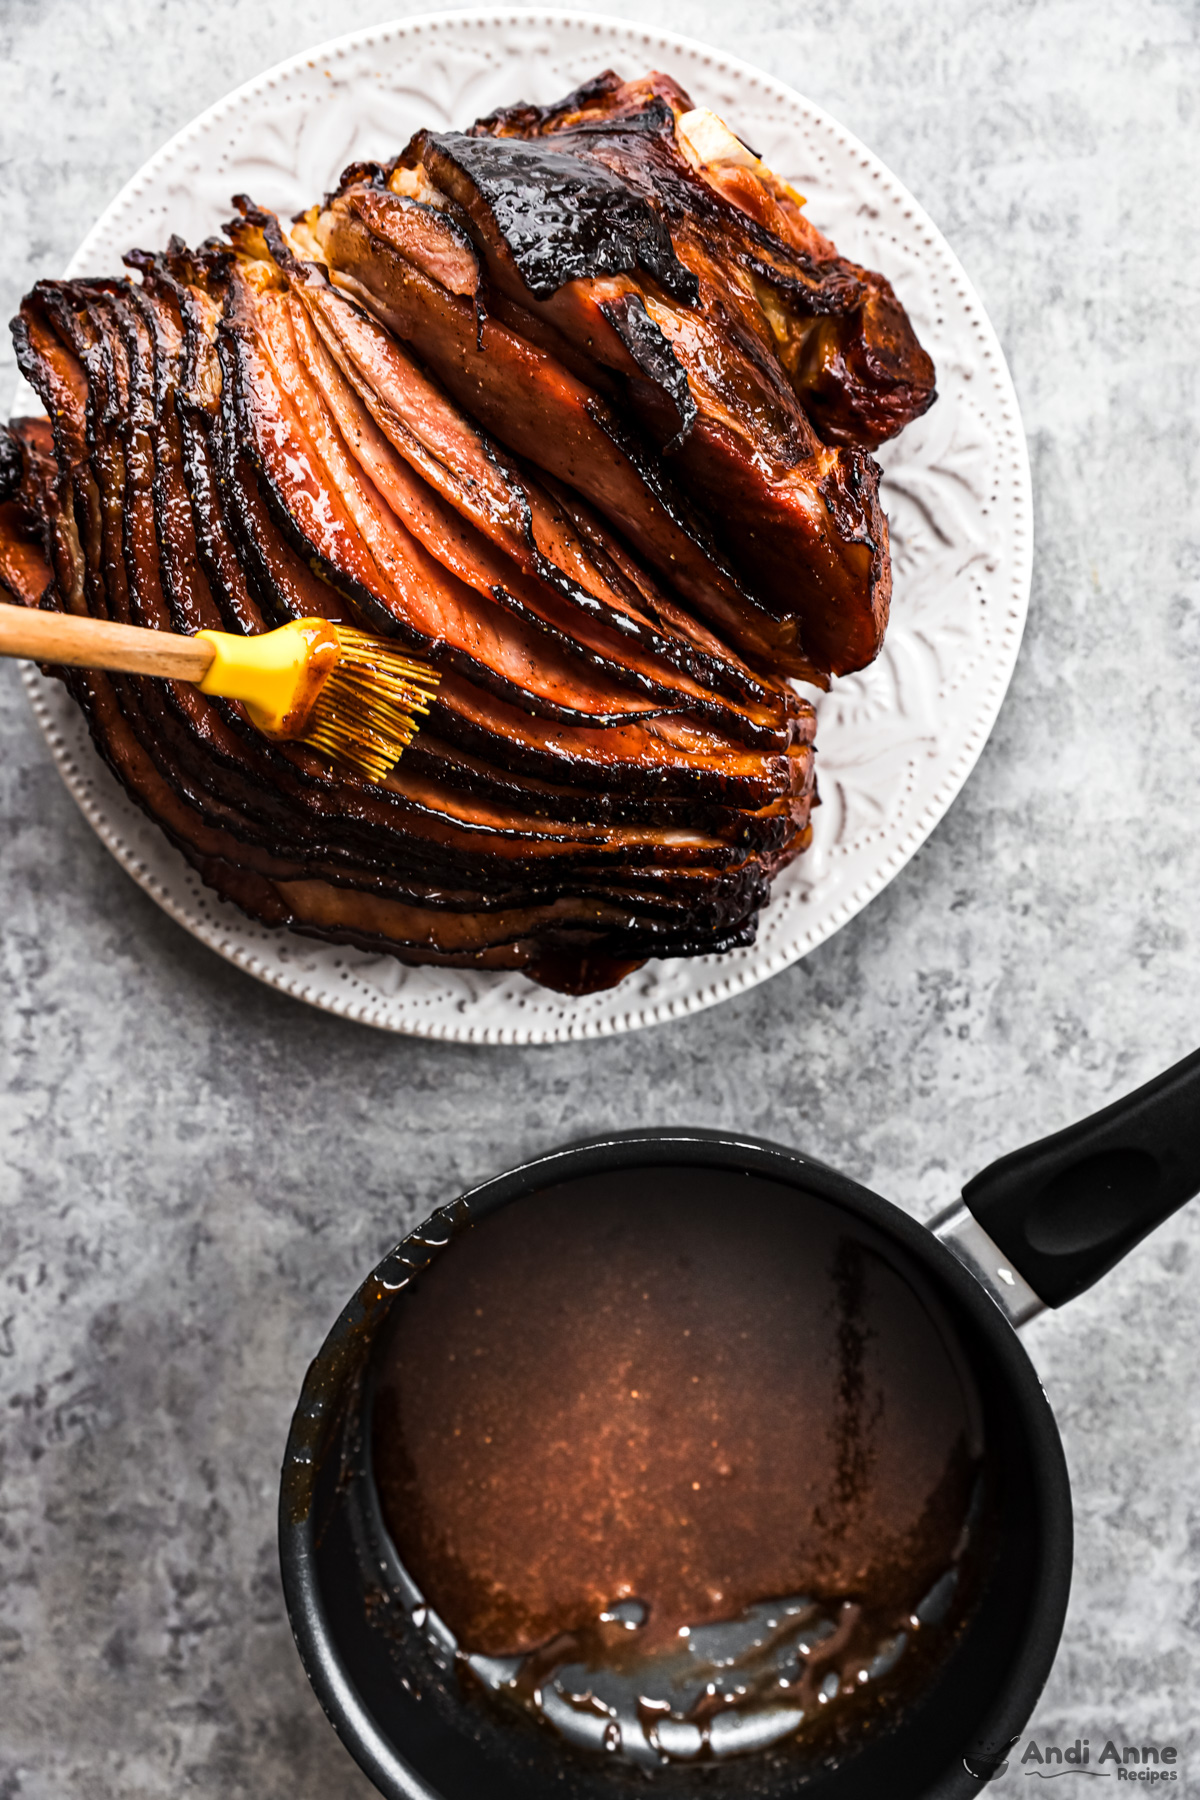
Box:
[4,69,935,993]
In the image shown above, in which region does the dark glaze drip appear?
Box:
[421,132,699,304]
[372,1168,990,1765]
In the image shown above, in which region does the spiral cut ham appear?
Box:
[3,69,935,994]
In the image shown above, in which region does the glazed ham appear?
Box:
[3,69,934,993]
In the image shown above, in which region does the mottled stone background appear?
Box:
[2,0,1198,1792]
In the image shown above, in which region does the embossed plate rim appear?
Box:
[16,7,1032,1043]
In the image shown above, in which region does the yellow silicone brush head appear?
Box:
[301,627,441,784]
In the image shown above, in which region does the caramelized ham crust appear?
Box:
[403,122,893,672]
[471,69,937,451]
[308,70,933,680]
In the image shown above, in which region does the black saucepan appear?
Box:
[279,1047,1200,1799]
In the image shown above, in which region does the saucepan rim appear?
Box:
[279,1128,1074,1799]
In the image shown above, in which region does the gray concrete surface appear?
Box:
[2,0,1199,1792]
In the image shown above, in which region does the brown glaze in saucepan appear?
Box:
[371,1167,990,1754]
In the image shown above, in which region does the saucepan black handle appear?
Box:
[963,1046,1200,1307]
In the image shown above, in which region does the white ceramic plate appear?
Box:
[14,8,1031,1043]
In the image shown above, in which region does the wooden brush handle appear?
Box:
[0,602,214,681]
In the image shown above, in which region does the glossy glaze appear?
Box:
[373,1166,989,1760]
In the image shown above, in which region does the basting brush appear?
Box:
[0,605,440,784]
